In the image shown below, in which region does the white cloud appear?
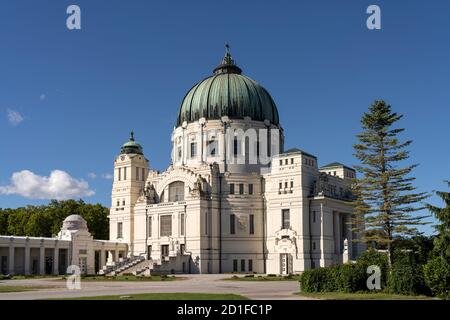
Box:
[102,173,113,180]
[7,109,24,126]
[0,170,95,200]
[40,94,46,101]
[87,172,97,179]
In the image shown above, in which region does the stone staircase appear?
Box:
[120,259,155,276]
[99,255,146,276]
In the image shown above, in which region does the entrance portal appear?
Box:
[280,254,292,275]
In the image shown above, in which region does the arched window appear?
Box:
[169,181,185,202]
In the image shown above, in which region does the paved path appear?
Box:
[0,275,313,300]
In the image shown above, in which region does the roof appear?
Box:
[320,162,356,172]
[120,131,144,155]
[278,147,317,159]
[176,46,279,127]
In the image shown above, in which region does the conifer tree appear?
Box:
[352,100,429,264]
[426,181,450,258]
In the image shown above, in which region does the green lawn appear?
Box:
[59,275,182,282]
[224,275,301,281]
[54,293,249,300]
[0,285,53,293]
[297,291,436,300]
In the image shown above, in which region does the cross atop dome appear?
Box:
[213,43,242,75]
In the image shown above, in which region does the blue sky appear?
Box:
[0,0,449,235]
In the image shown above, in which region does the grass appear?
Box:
[296,291,436,300]
[70,275,182,281]
[224,274,301,281]
[0,285,53,293]
[53,293,249,300]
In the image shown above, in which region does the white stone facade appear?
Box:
[0,215,127,276]
[109,117,361,275]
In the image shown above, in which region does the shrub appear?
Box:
[424,256,450,299]
[356,248,389,289]
[0,274,11,280]
[300,267,337,293]
[388,251,429,295]
[333,263,367,293]
[244,274,254,278]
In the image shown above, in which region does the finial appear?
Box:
[130,130,135,141]
[213,43,242,75]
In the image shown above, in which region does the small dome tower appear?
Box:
[110,131,149,255]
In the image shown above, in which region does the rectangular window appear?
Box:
[118,168,121,181]
[280,159,283,166]
[248,184,253,195]
[204,212,208,235]
[180,213,185,236]
[117,222,123,239]
[291,158,294,164]
[180,244,185,254]
[249,214,254,235]
[229,183,235,195]
[248,259,253,272]
[122,200,125,206]
[240,259,245,272]
[230,214,235,234]
[285,181,288,188]
[142,168,145,181]
[190,142,197,158]
[161,245,169,257]
[313,211,316,223]
[282,209,290,229]
[233,138,240,156]
[123,167,127,180]
[136,167,140,181]
[233,259,238,272]
[160,215,172,237]
[239,183,244,195]
[290,181,294,188]
[313,242,316,250]
[148,217,152,237]
[279,182,283,190]
[285,159,289,165]
[207,140,217,156]
[116,200,120,207]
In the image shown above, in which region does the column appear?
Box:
[24,244,30,275]
[100,250,106,269]
[39,245,45,275]
[8,243,14,275]
[333,212,341,255]
[53,246,59,275]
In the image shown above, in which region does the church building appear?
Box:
[109,48,360,275]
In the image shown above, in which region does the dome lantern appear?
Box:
[120,131,144,155]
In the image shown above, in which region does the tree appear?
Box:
[0,200,109,239]
[352,100,429,265]
[424,181,450,298]
[426,181,450,259]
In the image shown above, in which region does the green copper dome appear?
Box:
[120,131,144,155]
[176,46,279,127]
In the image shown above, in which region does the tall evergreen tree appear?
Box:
[352,100,429,264]
[426,181,450,259]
